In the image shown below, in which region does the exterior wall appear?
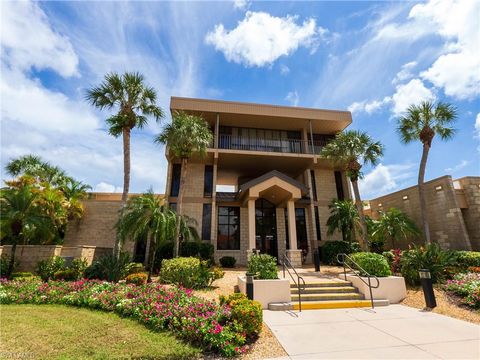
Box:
[0,245,110,272]
[457,177,480,250]
[368,176,472,250]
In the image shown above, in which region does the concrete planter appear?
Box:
[344,274,407,304]
[237,276,291,309]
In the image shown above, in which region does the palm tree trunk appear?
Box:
[7,242,17,279]
[144,233,151,267]
[147,234,156,282]
[418,143,431,244]
[351,180,369,251]
[174,158,188,257]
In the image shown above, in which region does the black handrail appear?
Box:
[336,253,380,309]
[281,254,306,312]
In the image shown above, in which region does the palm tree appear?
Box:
[397,101,457,244]
[60,178,91,220]
[326,199,360,245]
[372,208,420,249]
[116,190,198,280]
[155,111,213,257]
[321,130,384,251]
[0,185,54,278]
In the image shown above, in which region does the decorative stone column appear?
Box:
[286,199,302,267]
[286,249,302,267]
[247,198,256,250]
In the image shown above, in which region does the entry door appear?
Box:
[255,199,278,259]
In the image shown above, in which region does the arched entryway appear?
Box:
[255,198,277,258]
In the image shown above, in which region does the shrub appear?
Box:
[198,243,214,262]
[70,258,88,280]
[349,252,391,277]
[369,238,385,254]
[382,249,403,274]
[84,252,130,282]
[126,262,145,275]
[152,242,174,272]
[180,241,200,257]
[10,272,39,282]
[455,251,480,269]
[0,254,13,277]
[247,254,277,280]
[400,243,456,285]
[210,266,225,283]
[321,241,361,265]
[444,272,480,309]
[36,256,65,281]
[53,269,77,281]
[159,257,213,289]
[219,256,236,268]
[220,293,262,340]
[125,272,148,285]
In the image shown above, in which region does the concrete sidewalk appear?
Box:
[264,305,480,359]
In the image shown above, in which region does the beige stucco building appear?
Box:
[164,97,353,266]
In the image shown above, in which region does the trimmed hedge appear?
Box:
[159,257,223,289]
[455,251,480,269]
[349,252,391,277]
[219,256,236,268]
[125,272,148,285]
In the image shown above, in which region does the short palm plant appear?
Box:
[320,130,384,251]
[397,101,457,244]
[372,208,420,249]
[326,199,360,245]
[155,111,213,257]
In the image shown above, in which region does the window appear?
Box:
[204,165,213,197]
[310,170,318,201]
[334,171,345,200]
[285,208,309,252]
[202,204,212,240]
[314,206,322,241]
[170,164,181,197]
[217,206,240,250]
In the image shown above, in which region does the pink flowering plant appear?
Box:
[0,279,257,356]
[443,272,480,309]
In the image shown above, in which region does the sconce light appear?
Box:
[435,185,443,191]
[402,195,408,200]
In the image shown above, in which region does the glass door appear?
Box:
[255,199,278,259]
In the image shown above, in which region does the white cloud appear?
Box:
[233,0,250,10]
[445,159,470,173]
[285,90,299,106]
[205,11,322,67]
[392,61,417,84]
[475,113,480,138]
[348,96,391,115]
[1,1,79,77]
[280,64,290,75]
[94,182,122,193]
[391,79,436,116]
[359,163,416,199]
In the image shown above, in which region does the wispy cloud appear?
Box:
[445,159,470,173]
[359,163,416,199]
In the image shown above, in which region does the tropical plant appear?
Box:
[247,254,278,279]
[35,256,65,281]
[372,208,420,249]
[86,72,164,255]
[155,111,213,257]
[320,131,384,251]
[0,185,55,278]
[326,199,360,245]
[397,101,457,244]
[84,252,131,282]
[320,240,361,265]
[159,257,219,289]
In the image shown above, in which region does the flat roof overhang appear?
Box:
[170,97,352,134]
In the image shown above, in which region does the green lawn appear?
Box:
[0,304,200,360]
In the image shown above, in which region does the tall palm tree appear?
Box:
[372,208,420,249]
[86,72,164,256]
[321,130,384,251]
[0,185,54,278]
[116,190,198,280]
[397,101,457,244]
[155,111,213,257]
[60,178,92,220]
[326,199,360,245]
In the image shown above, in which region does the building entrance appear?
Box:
[255,198,278,259]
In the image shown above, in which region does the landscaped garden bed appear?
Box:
[0,279,261,357]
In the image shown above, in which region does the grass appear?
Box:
[0,304,201,360]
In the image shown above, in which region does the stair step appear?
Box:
[293,293,363,301]
[292,299,389,310]
[290,281,352,288]
[291,286,357,294]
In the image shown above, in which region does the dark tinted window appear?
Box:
[334,171,345,200]
[310,170,317,201]
[315,206,321,241]
[217,206,240,250]
[204,165,213,197]
[202,204,212,240]
[170,164,181,197]
[285,208,309,252]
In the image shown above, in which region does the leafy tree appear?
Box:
[397,101,457,244]
[0,185,54,278]
[326,199,360,245]
[86,72,163,255]
[372,208,420,249]
[116,190,198,280]
[155,111,213,257]
[320,130,384,251]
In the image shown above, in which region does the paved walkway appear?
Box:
[264,305,480,359]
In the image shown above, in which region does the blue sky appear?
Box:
[1,0,479,199]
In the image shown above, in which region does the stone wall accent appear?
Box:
[458,177,480,250]
[286,249,302,267]
[368,176,473,250]
[276,207,287,260]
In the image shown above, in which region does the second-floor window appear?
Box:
[204,165,213,197]
[334,171,345,200]
[170,164,181,197]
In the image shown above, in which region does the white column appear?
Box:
[248,199,256,250]
[287,199,297,250]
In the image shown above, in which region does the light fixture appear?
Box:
[435,185,443,191]
[378,203,383,207]
[402,195,408,200]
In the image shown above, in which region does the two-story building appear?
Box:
[165,97,353,266]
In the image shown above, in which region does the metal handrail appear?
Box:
[336,253,380,309]
[281,254,306,312]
